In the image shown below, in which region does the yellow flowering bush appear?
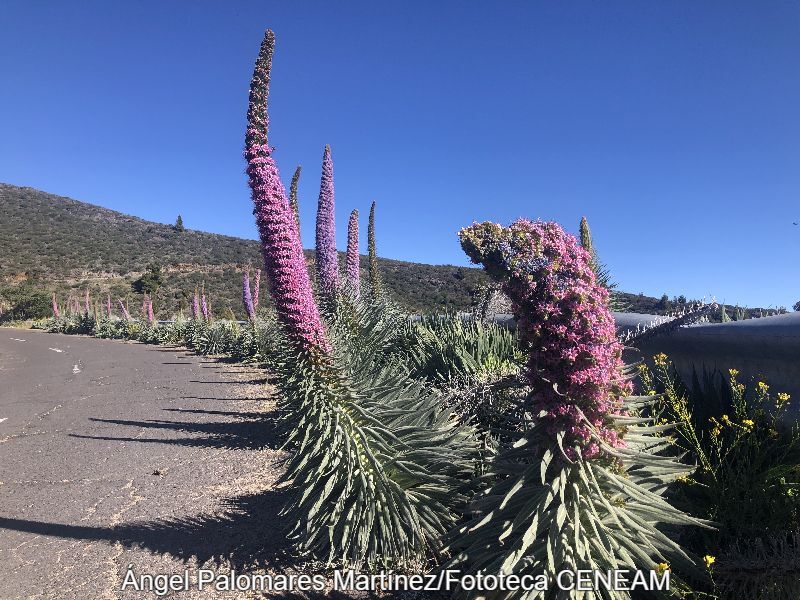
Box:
[642,357,800,597]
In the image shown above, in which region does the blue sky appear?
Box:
[1,1,798,308]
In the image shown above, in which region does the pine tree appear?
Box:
[174,214,185,232]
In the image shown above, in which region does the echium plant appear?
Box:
[448,219,710,596]
[253,269,261,311]
[201,290,209,321]
[290,165,301,230]
[192,288,201,320]
[245,28,476,570]
[52,293,60,318]
[315,144,339,294]
[579,216,624,310]
[367,200,381,295]
[346,209,360,298]
[118,299,131,321]
[242,269,256,321]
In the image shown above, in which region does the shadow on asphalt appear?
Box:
[0,489,294,571]
[69,413,285,451]
[189,379,267,385]
[163,407,271,420]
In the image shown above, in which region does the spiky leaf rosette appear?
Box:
[273,293,479,569]
[245,28,477,570]
[448,220,711,596]
[446,391,710,598]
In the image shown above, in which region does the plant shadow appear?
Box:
[0,489,293,572]
[70,411,286,451]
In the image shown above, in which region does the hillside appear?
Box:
[0,184,493,318]
[0,183,713,320]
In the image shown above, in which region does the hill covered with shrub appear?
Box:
[1,183,752,321]
[0,183,493,319]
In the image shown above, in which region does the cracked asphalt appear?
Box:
[0,328,291,599]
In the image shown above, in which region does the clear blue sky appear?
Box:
[1,1,798,308]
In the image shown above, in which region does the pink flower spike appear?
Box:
[244,29,330,353]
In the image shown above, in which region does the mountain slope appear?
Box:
[0,183,491,317]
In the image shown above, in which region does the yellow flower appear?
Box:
[655,562,670,575]
[758,381,770,394]
[742,419,755,429]
[711,426,722,438]
[777,392,791,407]
[728,368,739,378]
[721,414,731,425]
[704,555,716,569]
[653,353,668,367]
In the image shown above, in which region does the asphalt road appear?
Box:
[0,328,290,599]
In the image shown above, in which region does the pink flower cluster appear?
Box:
[346,209,360,298]
[315,145,338,294]
[52,293,60,318]
[245,30,329,353]
[459,219,630,458]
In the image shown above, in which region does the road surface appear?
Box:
[0,328,290,599]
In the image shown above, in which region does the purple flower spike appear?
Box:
[346,209,360,298]
[201,294,209,321]
[192,289,200,320]
[315,144,338,294]
[52,293,60,318]
[147,298,155,324]
[106,294,112,318]
[84,289,91,315]
[245,29,329,353]
[459,219,631,459]
[253,269,261,311]
[243,270,256,321]
[118,299,132,321]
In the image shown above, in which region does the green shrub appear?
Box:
[1,287,52,321]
